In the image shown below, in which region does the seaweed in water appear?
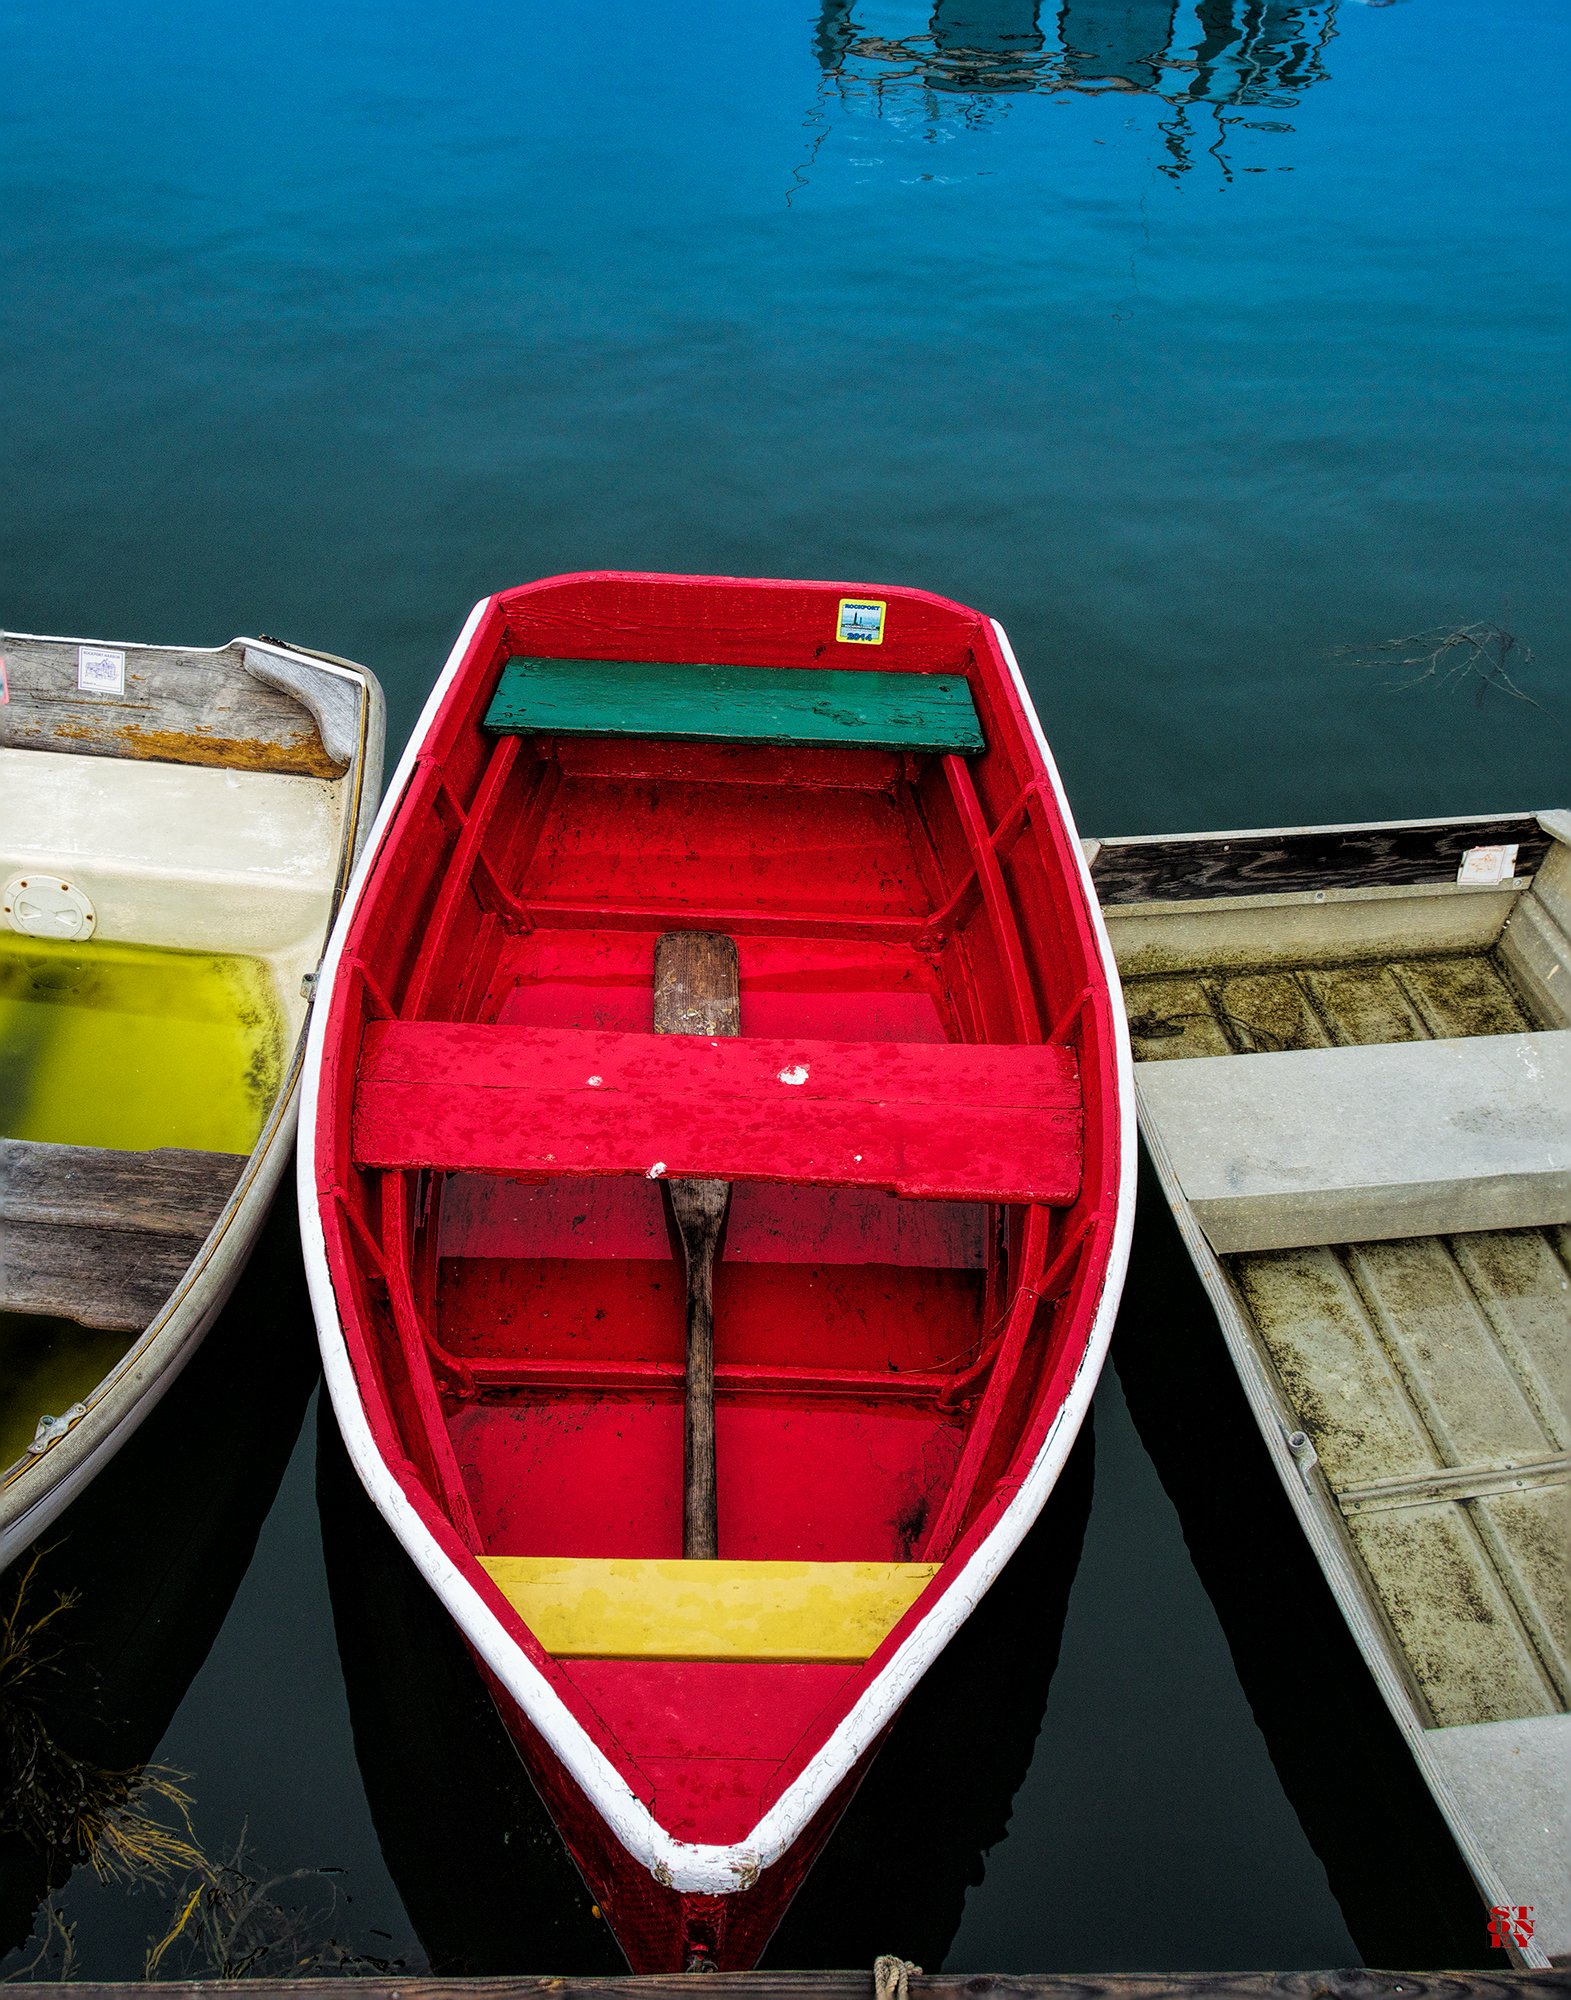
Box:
[143,1838,410,1981]
[2,1556,411,1981]
[1333,617,1546,708]
[0,1552,206,1890]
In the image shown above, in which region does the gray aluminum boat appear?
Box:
[1089,809,1569,1968]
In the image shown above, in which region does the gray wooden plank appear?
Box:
[1449,1231,1571,1451]
[1346,1239,1557,1468]
[1303,963,1429,1046]
[0,1219,203,1331]
[1348,1502,1559,1725]
[1395,956,1536,1040]
[0,1139,243,1330]
[0,635,342,776]
[1229,1245,1441,1490]
[0,1139,245,1233]
[1214,970,1334,1053]
[1122,975,1233,1060]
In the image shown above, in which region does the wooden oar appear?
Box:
[653,930,739,1562]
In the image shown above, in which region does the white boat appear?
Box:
[1090,809,1569,1969]
[0,627,383,1565]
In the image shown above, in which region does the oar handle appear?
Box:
[682,1220,720,1562]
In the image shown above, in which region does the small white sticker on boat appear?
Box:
[1457,842,1518,886]
[836,598,886,645]
[646,1161,666,1178]
[778,1063,809,1085]
[76,644,125,694]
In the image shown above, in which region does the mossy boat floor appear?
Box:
[1232,1226,1567,1727]
[1125,941,1536,1063]
[1127,940,1568,1732]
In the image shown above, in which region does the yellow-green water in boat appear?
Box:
[0,1312,132,1471]
[0,934,284,1152]
[0,936,285,1463]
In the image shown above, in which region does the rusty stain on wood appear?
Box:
[53,718,343,778]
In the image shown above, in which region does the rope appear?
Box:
[874,1956,922,2000]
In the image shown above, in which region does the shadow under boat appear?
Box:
[1114,1159,1494,1972]
[0,1196,318,1958]
[317,1404,1095,1975]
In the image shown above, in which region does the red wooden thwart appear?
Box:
[353,1020,1082,1206]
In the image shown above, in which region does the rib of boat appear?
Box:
[299,570,1132,1971]
[1090,810,1570,1969]
[0,627,383,1566]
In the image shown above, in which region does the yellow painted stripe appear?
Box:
[478,1555,941,1662]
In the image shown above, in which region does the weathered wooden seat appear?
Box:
[482,656,985,752]
[0,1139,246,1330]
[478,1555,940,1661]
[352,1020,1082,1206]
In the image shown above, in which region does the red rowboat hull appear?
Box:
[479,1648,873,1969]
[302,572,1133,1971]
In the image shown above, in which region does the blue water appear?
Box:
[1,0,1566,1975]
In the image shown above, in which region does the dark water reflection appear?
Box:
[814,0,1339,178]
[0,0,1564,1973]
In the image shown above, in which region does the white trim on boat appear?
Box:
[299,599,1136,1896]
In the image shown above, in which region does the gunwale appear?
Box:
[0,630,384,1563]
[297,574,1135,1953]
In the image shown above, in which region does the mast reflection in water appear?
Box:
[812,0,1340,174]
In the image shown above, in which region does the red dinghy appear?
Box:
[300,572,1133,1971]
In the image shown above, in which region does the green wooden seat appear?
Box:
[483,656,984,753]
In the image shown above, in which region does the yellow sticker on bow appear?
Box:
[836,598,886,645]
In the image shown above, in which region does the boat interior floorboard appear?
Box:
[1126,942,1538,1061]
[1228,1224,1570,1728]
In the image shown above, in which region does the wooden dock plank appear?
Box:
[11,1973,1566,1999]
